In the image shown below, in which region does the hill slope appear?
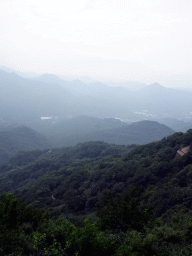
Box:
[84,120,175,145]
[28,118,175,147]
[2,132,192,256]
[27,115,126,147]
[0,126,53,162]
[0,129,192,220]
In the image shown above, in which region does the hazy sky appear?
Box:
[0,0,192,83]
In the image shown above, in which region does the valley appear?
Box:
[1,0,191,253]
[1,68,192,255]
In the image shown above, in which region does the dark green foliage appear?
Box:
[1,132,192,220]
[96,187,154,232]
[2,192,192,255]
[0,193,48,255]
[68,219,118,255]
[2,131,192,254]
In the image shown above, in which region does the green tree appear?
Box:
[96,187,154,232]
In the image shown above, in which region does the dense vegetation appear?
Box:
[1,130,192,254]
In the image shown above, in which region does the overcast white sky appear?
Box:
[0,0,192,83]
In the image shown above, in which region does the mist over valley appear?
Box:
[1,1,192,254]
[1,67,192,158]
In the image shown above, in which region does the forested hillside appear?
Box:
[0,126,53,162]
[1,130,192,255]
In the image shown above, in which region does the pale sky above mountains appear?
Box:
[0,0,192,84]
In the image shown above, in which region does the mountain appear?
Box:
[79,76,98,84]
[2,68,192,122]
[135,83,192,119]
[35,72,136,100]
[35,75,96,96]
[27,115,126,147]
[0,129,192,220]
[1,130,192,254]
[104,80,146,91]
[0,65,39,78]
[36,73,68,85]
[0,69,74,121]
[33,75,192,121]
[27,117,174,147]
[78,120,175,145]
[0,69,134,120]
[0,126,53,162]
[140,82,165,92]
[155,118,192,133]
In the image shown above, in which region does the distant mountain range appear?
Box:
[1,67,192,123]
[154,118,192,133]
[0,69,73,121]
[0,115,175,160]
[0,69,133,120]
[33,73,192,120]
[0,65,39,78]
[104,81,146,91]
[26,116,175,147]
[26,115,127,147]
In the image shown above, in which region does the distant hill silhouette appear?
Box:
[36,73,68,85]
[29,117,175,147]
[27,115,126,147]
[1,68,192,122]
[0,126,53,162]
[82,120,175,145]
[0,69,72,121]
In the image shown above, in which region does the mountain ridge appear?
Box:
[0,126,54,162]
